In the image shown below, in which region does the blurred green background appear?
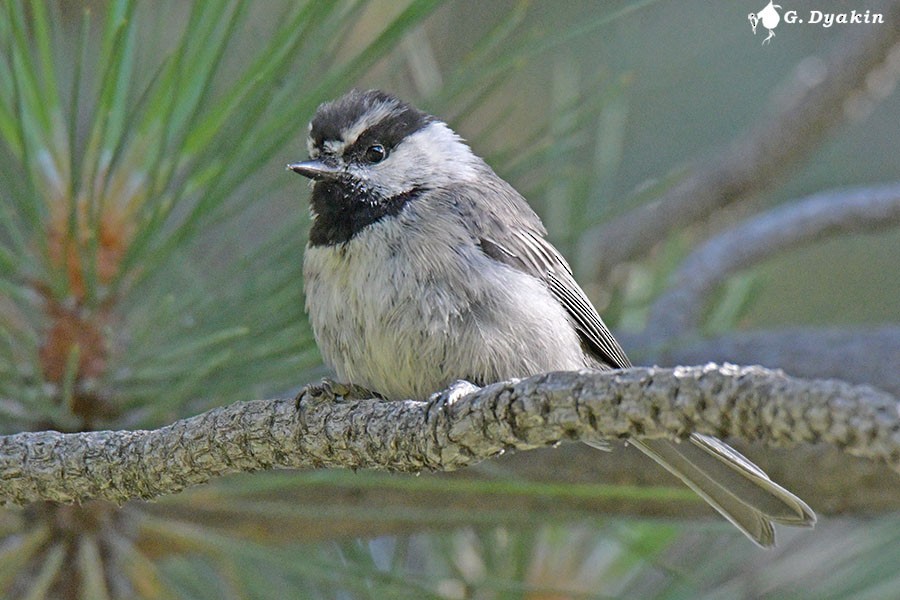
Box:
[0,0,898,598]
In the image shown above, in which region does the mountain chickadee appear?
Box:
[289,89,815,546]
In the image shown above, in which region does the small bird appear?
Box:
[289,89,815,546]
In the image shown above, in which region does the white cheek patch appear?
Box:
[361,122,481,196]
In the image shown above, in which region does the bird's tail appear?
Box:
[628,433,815,547]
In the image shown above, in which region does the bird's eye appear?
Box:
[365,144,386,164]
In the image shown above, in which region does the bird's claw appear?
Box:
[429,379,480,405]
[294,378,379,408]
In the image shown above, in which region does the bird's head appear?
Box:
[289,89,481,246]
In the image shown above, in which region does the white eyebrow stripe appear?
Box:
[307,98,406,158]
[342,101,405,147]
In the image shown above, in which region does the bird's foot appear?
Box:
[294,378,380,408]
[428,379,481,405]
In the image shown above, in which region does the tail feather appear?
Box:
[628,434,815,547]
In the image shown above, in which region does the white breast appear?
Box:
[303,204,588,400]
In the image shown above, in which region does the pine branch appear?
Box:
[1,364,897,506]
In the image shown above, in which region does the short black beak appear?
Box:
[287,159,342,181]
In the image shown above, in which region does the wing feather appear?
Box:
[479,228,631,370]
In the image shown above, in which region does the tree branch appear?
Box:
[632,327,900,397]
[1,365,898,506]
[644,184,900,344]
[577,2,900,281]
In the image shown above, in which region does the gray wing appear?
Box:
[479,228,631,370]
[473,191,815,546]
